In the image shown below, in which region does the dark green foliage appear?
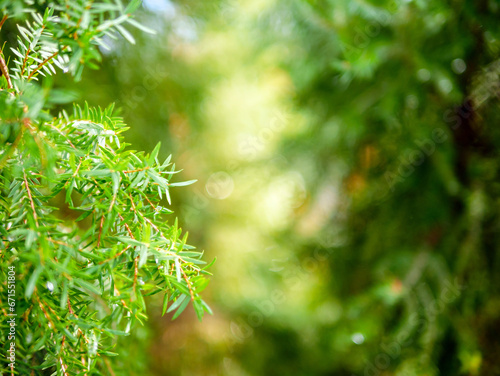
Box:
[93,1,499,375]
[258,1,500,375]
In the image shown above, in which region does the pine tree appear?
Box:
[0,1,212,374]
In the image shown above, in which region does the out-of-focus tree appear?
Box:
[48,0,500,375]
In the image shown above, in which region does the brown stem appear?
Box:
[118,213,134,238]
[0,15,8,31]
[182,270,195,301]
[123,166,150,174]
[104,357,116,376]
[97,215,105,248]
[27,46,67,81]
[133,256,139,293]
[23,171,39,227]
[97,245,130,265]
[36,295,55,329]
[21,48,31,76]
[58,354,69,376]
[0,50,13,89]
[113,285,131,311]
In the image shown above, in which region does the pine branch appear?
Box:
[0,15,7,30]
[0,4,211,374]
[27,46,67,81]
[0,48,13,89]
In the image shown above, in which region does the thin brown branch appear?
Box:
[27,46,67,80]
[71,160,82,179]
[97,215,105,248]
[50,124,77,150]
[40,296,61,321]
[182,270,195,301]
[97,245,130,265]
[122,166,150,174]
[129,193,157,230]
[23,171,39,227]
[0,49,13,89]
[118,213,134,238]
[67,297,74,315]
[128,193,137,212]
[58,353,69,376]
[36,295,54,329]
[68,297,93,345]
[0,15,8,31]
[143,194,159,212]
[46,238,70,247]
[117,209,142,298]
[108,191,117,213]
[133,256,139,293]
[113,285,131,311]
[81,353,87,376]
[104,357,116,376]
[21,48,31,76]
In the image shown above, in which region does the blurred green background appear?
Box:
[56,0,500,375]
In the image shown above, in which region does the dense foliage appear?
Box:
[0,2,211,375]
[264,1,500,375]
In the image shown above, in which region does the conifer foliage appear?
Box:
[0,1,212,374]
